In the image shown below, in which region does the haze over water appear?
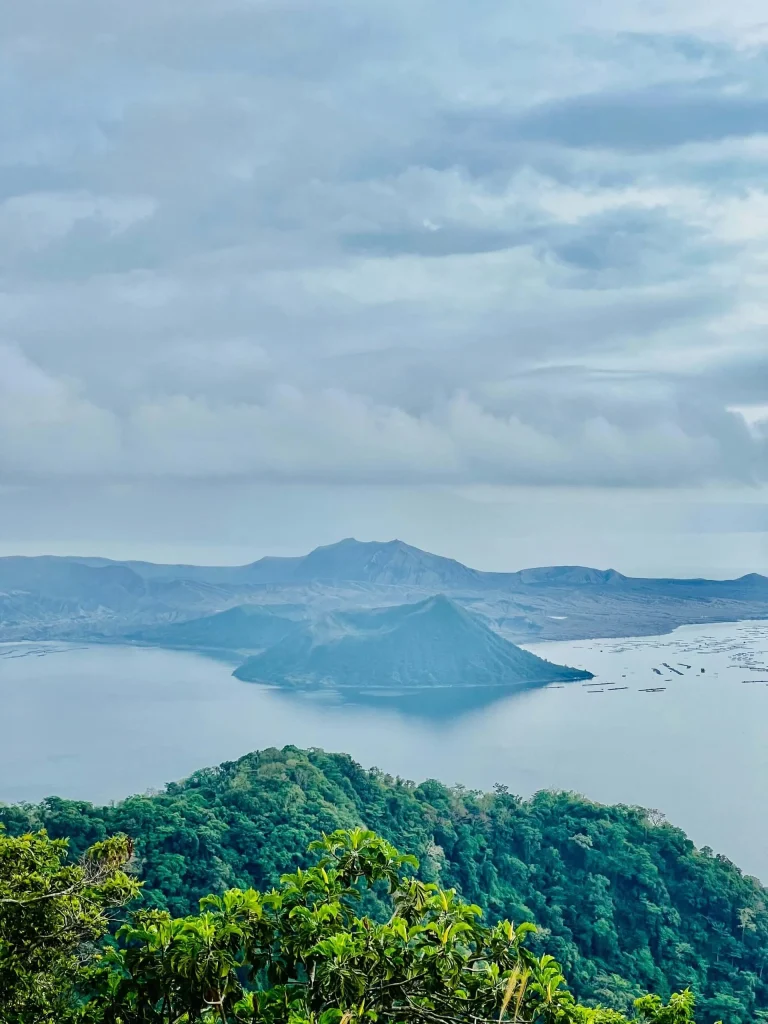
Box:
[3,620,768,879]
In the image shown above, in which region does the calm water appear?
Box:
[3,620,768,879]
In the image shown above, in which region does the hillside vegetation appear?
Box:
[1,824,703,1024]
[2,746,765,1023]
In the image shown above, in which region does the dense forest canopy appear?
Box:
[0,823,707,1023]
[1,746,765,1023]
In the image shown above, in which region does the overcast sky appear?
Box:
[2,0,768,575]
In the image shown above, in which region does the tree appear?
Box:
[0,826,140,1023]
[4,745,755,1020]
[92,828,704,1024]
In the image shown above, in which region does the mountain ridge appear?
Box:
[2,537,768,645]
[6,538,768,589]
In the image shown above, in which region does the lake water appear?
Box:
[3,620,768,880]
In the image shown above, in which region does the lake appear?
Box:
[3,619,768,879]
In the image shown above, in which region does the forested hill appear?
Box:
[2,746,766,1023]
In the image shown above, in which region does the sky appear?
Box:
[1,0,768,576]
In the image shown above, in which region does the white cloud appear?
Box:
[0,345,120,475]
[0,343,762,486]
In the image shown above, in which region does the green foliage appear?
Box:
[88,828,699,1024]
[2,746,763,1023]
[633,991,696,1023]
[0,827,140,1023]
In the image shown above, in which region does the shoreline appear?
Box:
[4,612,768,659]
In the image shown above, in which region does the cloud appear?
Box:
[513,87,768,150]
[1,0,768,497]
[0,345,120,475]
[0,345,764,488]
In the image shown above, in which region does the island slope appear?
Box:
[233,593,592,690]
[129,604,297,652]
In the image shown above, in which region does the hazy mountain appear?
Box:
[233,594,592,690]
[0,556,146,604]
[45,538,768,595]
[507,566,627,586]
[0,556,252,640]
[129,605,298,652]
[72,538,484,589]
[3,537,768,644]
[278,538,484,588]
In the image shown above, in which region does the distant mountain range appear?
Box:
[72,538,485,589]
[232,594,591,691]
[2,537,768,651]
